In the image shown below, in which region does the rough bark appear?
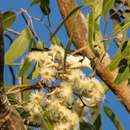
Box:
[0,9,25,130]
[57,0,130,113]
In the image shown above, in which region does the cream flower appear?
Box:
[40,67,56,82]
[67,55,92,69]
[27,51,44,62]
[60,82,73,100]
[82,78,105,104]
[49,45,64,61]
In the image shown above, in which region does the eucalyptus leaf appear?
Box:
[81,0,98,7]
[102,0,115,22]
[94,114,102,130]
[40,0,50,16]
[43,111,54,130]
[88,9,100,57]
[30,0,40,6]
[2,10,16,30]
[103,106,123,130]
[37,40,44,49]
[17,59,32,77]
[51,36,63,47]
[111,21,130,36]
[107,52,122,71]
[64,25,74,71]
[114,63,129,85]
[5,28,32,64]
[22,76,30,101]
[80,122,95,130]
[28,63,39,79]
[91,104,101,123]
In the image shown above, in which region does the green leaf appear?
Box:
[50,5,83,41]
[37,40,44,49]
[94,114,103,130]
[51,36,63,47]
[40,0,50,16]
[28,63,39,79]
[81,0,98,7]
[121,40,130,60]
[111,21,130,36]
[103,106,123,130]
[17,59,32,77]
[2,11,16,30]
[102,82,110,94]
[64,25,74,71]
[102,0,115,22]
[29,39,37,51]
[5,28,32,64]
[88,9,100,57]
[114,63,129,85]
[107,52,122,71]
[80,122,95,130]
[30,0,40,6]
[91,104,101,123]
[4,84,17,105]
[16,107,30,118]
[22,76,30,101]
[43,111,54,130]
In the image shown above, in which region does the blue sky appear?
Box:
[1,0,130,130]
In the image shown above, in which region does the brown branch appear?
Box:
[21,12,39,41]
[0,9,25,129]
[57,0,130,113]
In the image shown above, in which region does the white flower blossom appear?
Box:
[49,45,64,61]
[40,67,56,82]
[27,51,45,63]
[82,78,105,104]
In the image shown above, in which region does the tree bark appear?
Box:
[0,9,25,130]
[57,0,130,113]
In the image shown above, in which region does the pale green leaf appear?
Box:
[114,65,129,85]
[103,106,123,130]
[102,0,115,22]
[102,82,111,94]
[37,40,44,49]
[107,52,122,71]
[43,111,54,130]
[51,36,63,47]
[94,114,103,130]
[91,104,101,123]
[88,9,100,57]
[5,28,32,64]
[81,0,98,7]
[22,76,30,101]
[2,11,16,30]
[17,59,32,77]
[80,122,95,130]
[111,21,130,36]
[30,0,40,6]
[28,63,39,79]
[64,25,74,71]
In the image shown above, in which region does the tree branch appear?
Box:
[0,9,25,129]
[57,0,130,113]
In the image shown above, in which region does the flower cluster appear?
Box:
[25,45,105,130]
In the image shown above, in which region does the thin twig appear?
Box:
[7,28,20,35]
[21,10,39,41]
[31,16,52,34]
[8,83,37,92]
